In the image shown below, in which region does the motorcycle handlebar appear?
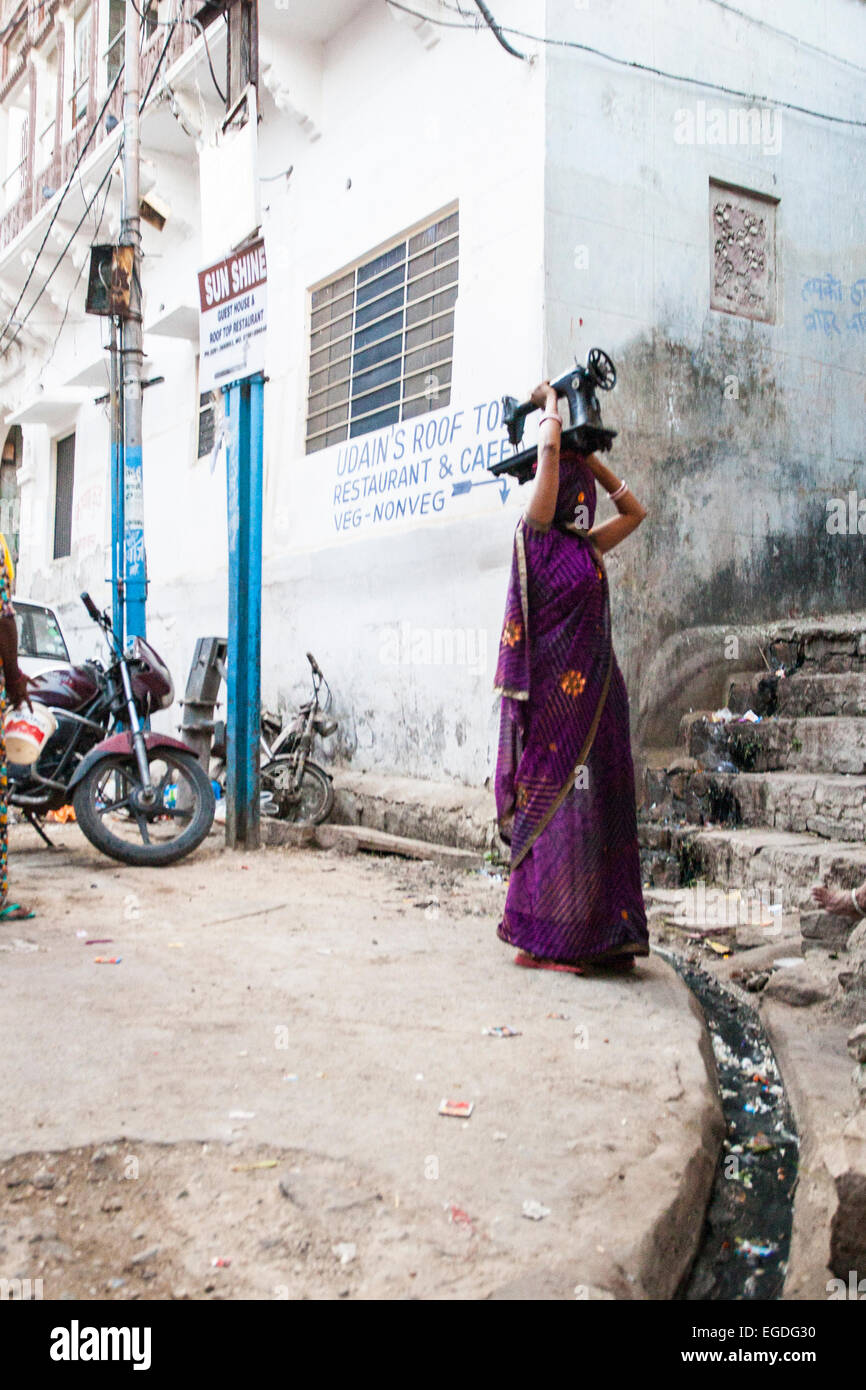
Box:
[306,651,322,676]
[80,591,102,622]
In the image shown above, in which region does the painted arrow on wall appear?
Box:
[452,478,511,504]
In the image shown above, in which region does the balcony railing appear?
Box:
[34,117,55,174]
[0,1,197,252]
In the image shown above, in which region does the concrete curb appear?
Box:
[758,999,863,1300]
[487,957,725,1301]
[260,817,485,868]
[330,768,497,852]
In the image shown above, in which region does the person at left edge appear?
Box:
[0,540,35,922]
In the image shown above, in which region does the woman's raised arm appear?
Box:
[585,453,647,555]
[524,382,563,529]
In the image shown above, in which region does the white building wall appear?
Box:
[9,0,862,783]
[9,0,547,785]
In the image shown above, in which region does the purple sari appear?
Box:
[494,451,648,964]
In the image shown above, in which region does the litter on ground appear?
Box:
[439,1099,474,1119]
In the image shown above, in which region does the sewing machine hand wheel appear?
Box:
[587,347,616,391]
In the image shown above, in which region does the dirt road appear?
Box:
[0,823,721,1300]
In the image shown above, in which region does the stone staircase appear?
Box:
[639,619,866,935]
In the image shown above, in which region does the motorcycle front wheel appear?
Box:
[73,749,215,866]
[262,756,334,825]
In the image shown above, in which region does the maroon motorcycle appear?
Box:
[9,592,215,867]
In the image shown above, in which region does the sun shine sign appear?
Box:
[197,237,268,393]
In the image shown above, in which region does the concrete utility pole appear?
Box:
[119,0,147,641]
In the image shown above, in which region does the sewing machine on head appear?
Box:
[490,348,618,484]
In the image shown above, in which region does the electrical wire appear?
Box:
[387,1,866,128]
[126,0,227,103]
[471,0,527,61]
[1,153,120,359]
[183,15,226,104]
[444,0,866,77]
[25,163,115,383]
[0,14,178,358]
[139,11,183,108]
[0,61,125,349]
[260,164,293,183]
[703,0,866,76]
[388,1,478,30]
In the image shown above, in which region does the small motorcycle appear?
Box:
[213,652,337,824]
[8,592,215,867]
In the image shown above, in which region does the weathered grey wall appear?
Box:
[545,0,866,741]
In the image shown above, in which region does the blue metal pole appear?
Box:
[224,373,263,849]
[111,437,124,643]
[123,439,147,641]
[120,0,147,644]
[109,316,125,643]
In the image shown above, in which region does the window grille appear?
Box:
[197,390,217,458]
[306,208,458,454]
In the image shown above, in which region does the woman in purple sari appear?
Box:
[494,380,649,974]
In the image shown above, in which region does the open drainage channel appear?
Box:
[659,949,799,1300]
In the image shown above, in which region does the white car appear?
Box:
[13,599,73,678]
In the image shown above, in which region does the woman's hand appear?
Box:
[0,613,29,708]
[4,667,32,710]
[530,381,557,411]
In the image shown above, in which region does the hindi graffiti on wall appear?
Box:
[802,273,866,336]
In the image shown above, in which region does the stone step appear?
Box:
[683,715,866,775]
[645,768,866,842]
[768,621,866,673]
[669,825,866,909]
[727,672,866,719]
[726,671,775,716]
[776,673,866,718]
[330,769,496,852]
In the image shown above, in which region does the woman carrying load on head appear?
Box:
[494,380,648,974]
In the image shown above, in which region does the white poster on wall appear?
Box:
[197,238,267,392]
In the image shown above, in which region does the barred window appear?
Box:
[53,433,75,560]
[197,389,217,458]
[306,208,458,454]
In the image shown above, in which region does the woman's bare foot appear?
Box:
[0,903,35,922]
[514,951,585,975]
[811,884,865,919]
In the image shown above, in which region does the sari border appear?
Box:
[493,520,531,699]
[510,648,614,871]
[515,520,530,650]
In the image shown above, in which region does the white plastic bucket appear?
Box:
[4,703,57,765]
